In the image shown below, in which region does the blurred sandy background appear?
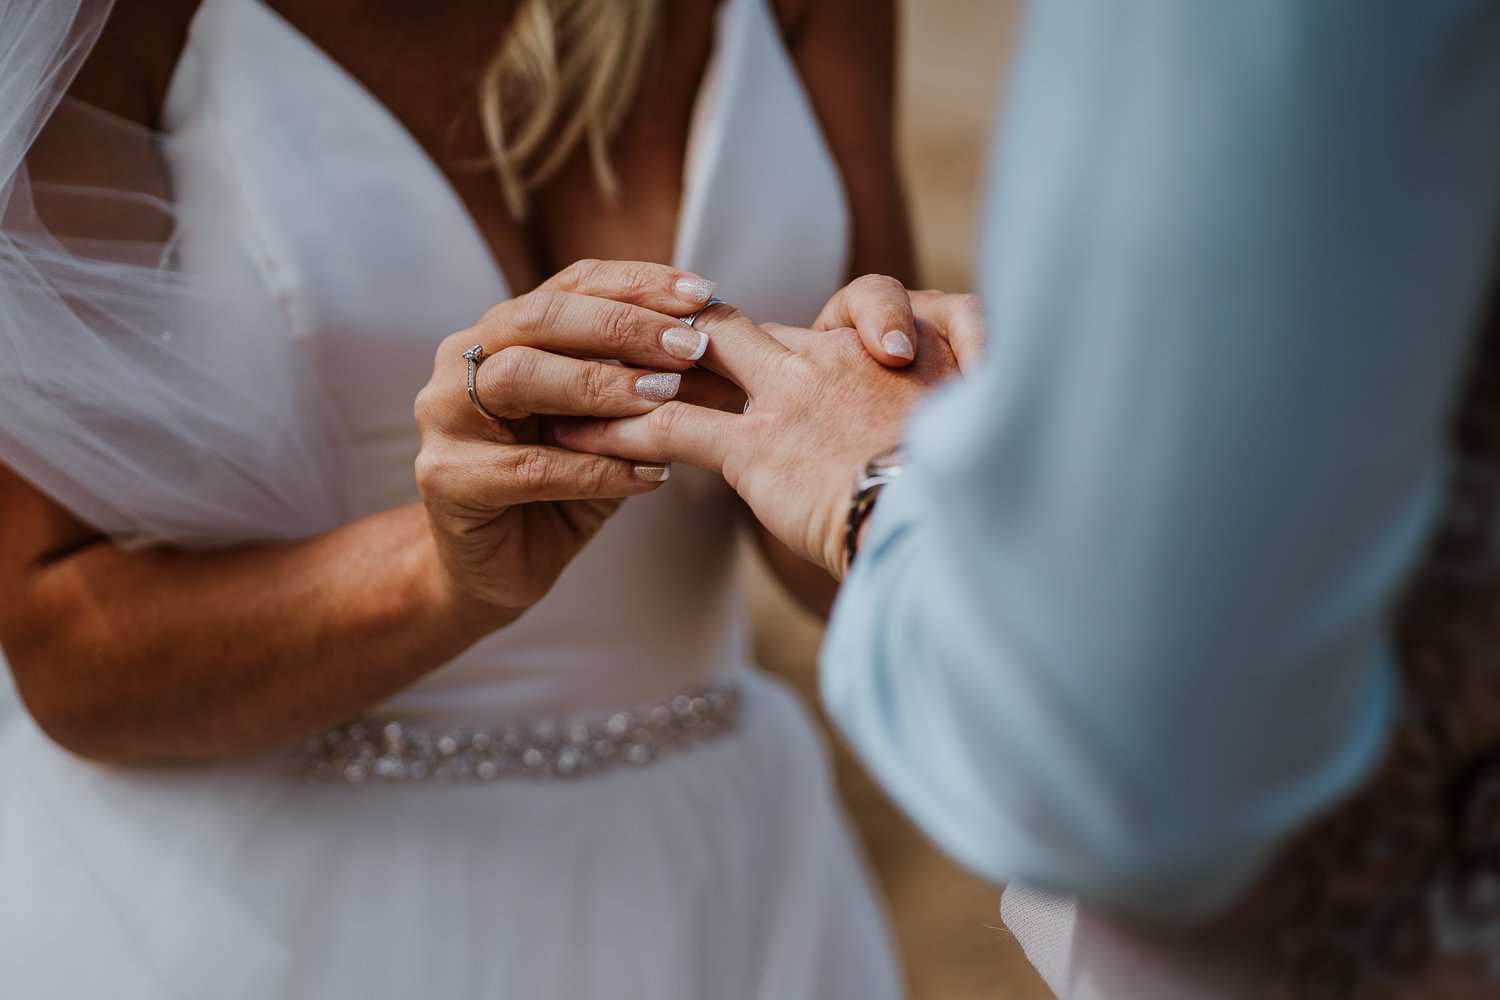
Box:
[748,2,1056,997]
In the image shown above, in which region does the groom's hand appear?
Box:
[554,302,961,578]
[819,275,989,372]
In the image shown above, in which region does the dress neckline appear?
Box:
[173,0,742,301]
[161,0,850,332]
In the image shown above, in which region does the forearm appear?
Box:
[790,0,915,287]
[7,504,495,763]
[824,450,1411,921]
[823,0,1500,920]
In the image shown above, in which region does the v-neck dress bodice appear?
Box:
[161,0,851,723]
[0,3,902,999]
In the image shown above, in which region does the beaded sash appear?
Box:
[295,682,741,784]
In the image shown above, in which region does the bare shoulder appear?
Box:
[65,0,201,126]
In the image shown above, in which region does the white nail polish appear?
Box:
[882,330,915,360]
[674,277,717,303]
[662,328,709,362]
[633,463,671,482]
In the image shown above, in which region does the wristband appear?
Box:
[842,445,906,575]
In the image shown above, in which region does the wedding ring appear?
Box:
[462,345,503,422]
[682,297,728,330]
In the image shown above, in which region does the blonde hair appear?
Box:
[479,0,662,218]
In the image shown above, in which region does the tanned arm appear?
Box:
[1,3,485,763]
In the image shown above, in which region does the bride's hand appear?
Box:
[414,260,718,629]
[554,304,962,579]
[816,275,988,373]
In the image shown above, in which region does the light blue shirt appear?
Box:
[823,0,1500,922]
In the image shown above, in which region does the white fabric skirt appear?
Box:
[0,668,902,1000]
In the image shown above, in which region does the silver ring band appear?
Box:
[462,345,503,422]
[682,297,728,330]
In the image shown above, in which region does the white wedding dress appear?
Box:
[0,0,902,997]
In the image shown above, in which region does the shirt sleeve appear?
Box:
[822,0,1500,921]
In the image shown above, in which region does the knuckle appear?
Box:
[476,301,509,329]
[622,261,657,298]
[648,401,686,445]
[515,289,563,334]
[561,258,603,288]
[413,445,449,495]
[468,307,511,350]
[510,446,556,494]
[825,326,866,359]
[599,306,636,354]
[507,293,542,332]
[484,346,531,402]
[580,457,616,495]
[954,292,984,315]
[851,272,901,296]
[834,324,864,346]
[579,361,614,405]
[413,385,438,426]
[787,352,832,388]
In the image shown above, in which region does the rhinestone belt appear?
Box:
[295,682,742,785]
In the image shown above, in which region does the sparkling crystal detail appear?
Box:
[295,682,740,786]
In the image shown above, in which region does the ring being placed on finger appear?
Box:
[462,345,503,423]
[682,297,728,330]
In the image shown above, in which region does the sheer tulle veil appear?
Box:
[0,0,345,547]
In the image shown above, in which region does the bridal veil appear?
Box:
[0,0,344,546]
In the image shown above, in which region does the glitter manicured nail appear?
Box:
[661,328,709,362]
[633,463,671,482]
[634,372,682,401]
[674,277,717,303]
[882,330,916,360]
